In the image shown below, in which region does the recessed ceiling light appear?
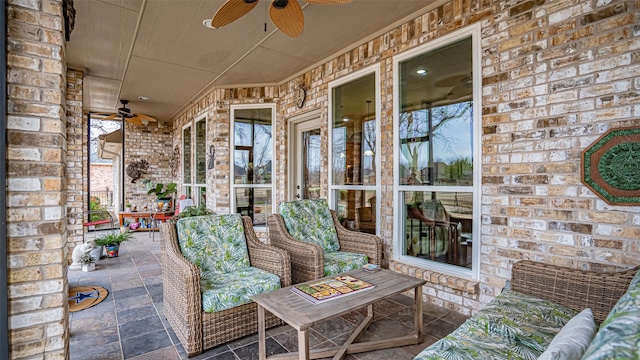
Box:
[202,19,215,29]
[416,69,428,76]
[138,96,149,101]
[343,118,350,122]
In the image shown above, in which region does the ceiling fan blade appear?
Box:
[135,113,158,123]
[270,0,304,37]
[446,85,472,100]
[126,117,144,126]
[212,0,260,28]
[304,0,352,4]
[102,114,121,120]
[433,74,469,88]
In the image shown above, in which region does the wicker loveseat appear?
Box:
[415,260,640,360]
[161,214,291,357]
[268,198,382,284]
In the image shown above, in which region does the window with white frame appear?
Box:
[181,116,207,206]
[231,106,274,228]
[182,123,192,200]
[394,26,480,277]
[329,69,378,235]
[194,117,207,205]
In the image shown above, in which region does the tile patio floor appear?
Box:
[68,231,468,360]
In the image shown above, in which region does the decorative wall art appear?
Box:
[581,127,640,205]
[126,159,149,183]
[170,145,180,177]
[207,145,215,170]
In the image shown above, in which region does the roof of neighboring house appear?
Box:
[97,129,122,160]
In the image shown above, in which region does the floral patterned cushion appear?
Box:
[581,269,640,360]
[414,290,576,360]
[201,267,281,313]
[279,199,340,252]
[176,214,250,277]
[323,251,368,277]
[414,318,538,360]
[470,290,577,353]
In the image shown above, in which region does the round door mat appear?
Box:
[68,286,109,312]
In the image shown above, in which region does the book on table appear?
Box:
[291,274,375,304]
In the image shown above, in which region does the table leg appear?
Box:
[414,285,423,342]
[258,305,266,360]
[297,328,309,360]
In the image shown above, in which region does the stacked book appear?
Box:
[291,275,375,304]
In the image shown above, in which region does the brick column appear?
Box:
[6,0,69,358]
[66,69,84,262]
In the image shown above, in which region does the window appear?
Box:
[394,26,480,277]
[329,69,379,234]
[231,106,274,228]
[194,117,206,205]
[181,116,207,206]
[182,124,192,199]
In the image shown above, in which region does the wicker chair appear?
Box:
[160,216,291,357]
[268,199,382,284]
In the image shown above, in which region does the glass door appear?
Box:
[291,117,321,201]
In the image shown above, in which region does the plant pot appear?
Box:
[82,263,95,272]
[157,198,171,211]
[89,246,103,262]
[105,244,119,258]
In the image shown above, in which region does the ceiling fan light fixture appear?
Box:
[272,0,289,9]
[202,19,216,28]
[416,69,428,76]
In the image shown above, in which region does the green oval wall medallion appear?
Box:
[582,127,640,205]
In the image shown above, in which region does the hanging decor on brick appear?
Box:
[582,127,640,205]
[170,145,181,177]
[126,159,149,183]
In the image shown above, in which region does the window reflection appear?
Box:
[403,191,473,268]
[233,108,273,226]
[333,190,377,234]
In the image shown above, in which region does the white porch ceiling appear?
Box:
[66,0,439,122]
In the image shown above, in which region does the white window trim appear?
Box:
[194,114,207,206]
[181,122,193,199]
[327,64,381,234]
[229,103,276,231]
[392,24,482,280]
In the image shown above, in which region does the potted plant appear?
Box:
[174,205,214,219]
[142,179,177,210]
[95,230,133,258]
[79,253,96,272]
[125,202,132,212]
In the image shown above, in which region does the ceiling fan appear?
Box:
[95,100,157,126]
[433,74,473,101]
[211,0,353,38]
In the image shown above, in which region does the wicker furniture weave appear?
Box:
[511,260,639,323]
[160,216,291,357]
[414,260,640,359]
[268,210,382,284]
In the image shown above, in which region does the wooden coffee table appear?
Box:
[252,268,426,360]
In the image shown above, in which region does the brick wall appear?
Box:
[123,120,174,211]
[6,0,69,358]
[90,163,113,193]
[172,0,640,316]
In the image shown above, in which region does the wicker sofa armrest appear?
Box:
[242,216,292,288]
[267,214,324,283]
[331,210,383,266]
[160,222,203,357]
[511,260,639,323]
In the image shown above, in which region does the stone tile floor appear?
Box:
[68,231,468,360]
